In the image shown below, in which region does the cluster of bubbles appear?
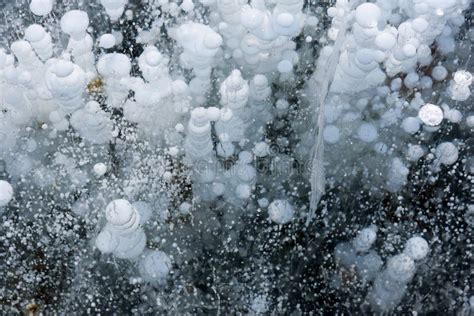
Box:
[334,226,430,312]
[296,0,472,197]
[0,0,471,313]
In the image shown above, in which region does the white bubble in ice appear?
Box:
[180,0,194,11]
[71,199,90,217]
[236,184,251,199]
[375,32,396,51]
[99,34,116,48]
[418,103,443,126]
[323,125,340,144]
[402,44,417,58]
[277,60,293,73]
[0,180,13,207]
[435,142,458,165]
[220,108,233,122]
[404,236,429,260]
[374,142,388,154]
[93,163,107,177]
[276,12,294,27]
[407,144,425,161]
[357,123,378,142]
[238,151,253,164]
[404,72,419,89]
[448,71,472,101]
[352,226,377,252]
[436,36,455,55]
[52,59,74,77]
[401,117,421,134]
[390,78,402,91]
[240,8,264,30]
[212,183,225,196]
[355,3,381,28]
[386,158,409,192]
[30,0,53,16]
[206,107,221,121]
[95,229,119,253]
[257,198,269,208]
[24,24,46,42]
[356,49,375,65]
[412,18,428,33]
[419,76,433,89]
[387,254,416,283]
[356,251,383,282]
[114,229,146,259]
[70,101,113,143]
[61,10,89,40]
[467,115,474,128]
[97,53,131,78]
[276,99,289,110]
[268,199,294,224]
[444,109,462,123]
[250,294,269,314]
[236,164,256,182]
[179,202,192,214]
[138,250,172,283]
[431,66,448,81]
[105,199,139,227]
[253,142,270,157]
[112,31,123,45]
[175,123,185,132]
[101,0,127,21]
[453,70,473,86]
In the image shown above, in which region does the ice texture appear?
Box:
[0,0,471,313]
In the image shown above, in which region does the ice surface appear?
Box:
[0,0,471,313]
